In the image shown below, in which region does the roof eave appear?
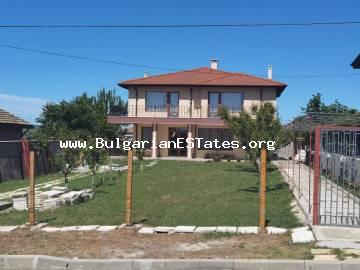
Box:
[119,82,286,88]
[0,122,34,128]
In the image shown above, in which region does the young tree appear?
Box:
[84,137,109,189]
[55,149,79,184]
[219,102,289,171]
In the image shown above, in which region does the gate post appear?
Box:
[28,151,35,225]
[125,148,133,226]
[312,127,321,225]
[259,147,267,231]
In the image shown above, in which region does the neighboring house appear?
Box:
[351,54,360,69]
[108,60,287,159]
[0,108,33,181]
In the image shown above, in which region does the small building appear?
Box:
[0,108,33,182]
[108,60,287,159]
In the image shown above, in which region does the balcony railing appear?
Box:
[109,105,242,118]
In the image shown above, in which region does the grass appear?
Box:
[0,172,68,193]
[0,160,301,228]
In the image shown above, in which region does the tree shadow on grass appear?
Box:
[225,165,278,174]
[237,183,288,193]
[38,216,57,223]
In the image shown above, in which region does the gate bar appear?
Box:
[312,127,321,225]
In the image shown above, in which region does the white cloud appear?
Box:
[0,93,48,124]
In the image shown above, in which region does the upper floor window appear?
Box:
[146,92,167,111]
[209,92,243,117]
[145,92,179,117]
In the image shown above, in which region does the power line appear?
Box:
[0,43,359,79]
[1,21,360,29]
[0,43,178,71]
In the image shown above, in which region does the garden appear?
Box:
[0,160,301,228]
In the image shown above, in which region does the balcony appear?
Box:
[109,105,241,118]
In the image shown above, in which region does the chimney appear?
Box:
[267,65,272,80]
[210,59,219,70]
[144,71,149,78]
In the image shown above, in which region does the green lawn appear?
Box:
[0,160,301,228]
[0,172,69,193]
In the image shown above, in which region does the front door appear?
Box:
[168,127,188,156]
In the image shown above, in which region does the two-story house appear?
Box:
[108,60,287,159]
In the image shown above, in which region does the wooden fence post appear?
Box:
[29,151,35,225]
[259,147,267,231]
[125,148,133,226]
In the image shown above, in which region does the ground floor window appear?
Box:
[141,127,153,148]
[197,128,233,150]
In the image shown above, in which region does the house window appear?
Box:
[145,92,167,111]
[141,127,152,148]
[221,93,243,112]
[208,92,243,117]
[197,128,233,150]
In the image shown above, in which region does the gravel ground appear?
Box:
[0,228,313,259]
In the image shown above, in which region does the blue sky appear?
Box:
[0,0,359,124]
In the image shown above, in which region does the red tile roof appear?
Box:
[119,67,287,96]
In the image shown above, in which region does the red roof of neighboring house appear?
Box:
[119,67,287,97]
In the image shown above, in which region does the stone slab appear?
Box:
[199,259,234,270]
[266,227,287,235]
[174,226,196,233]
[316,241,360,249]
[133,259,167,270]
[3,255,37,270]
[237,226,259,234]
[59,226,79,232]
[41,227,61,232]
[216,226,237,233]
[291,226,310,233]
[305,260,343,270]
[194,227,217,234]
[77,225,99,231]
[313,225,360,242]
[234,260,307,270]
[138,227,154,234]
[311,248,333,255]
[292,230,315,243]
[97,226,118,232]
[0,226,19,232]
[153,226,175,233]
[30,223,48,231]
[313,254,338,261]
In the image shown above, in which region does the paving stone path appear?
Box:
[274,160,360,226]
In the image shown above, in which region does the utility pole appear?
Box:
[125,148,133,226]
[28,151,35,225]
[259,147,267,232]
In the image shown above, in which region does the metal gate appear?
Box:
[313,126,360,226]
